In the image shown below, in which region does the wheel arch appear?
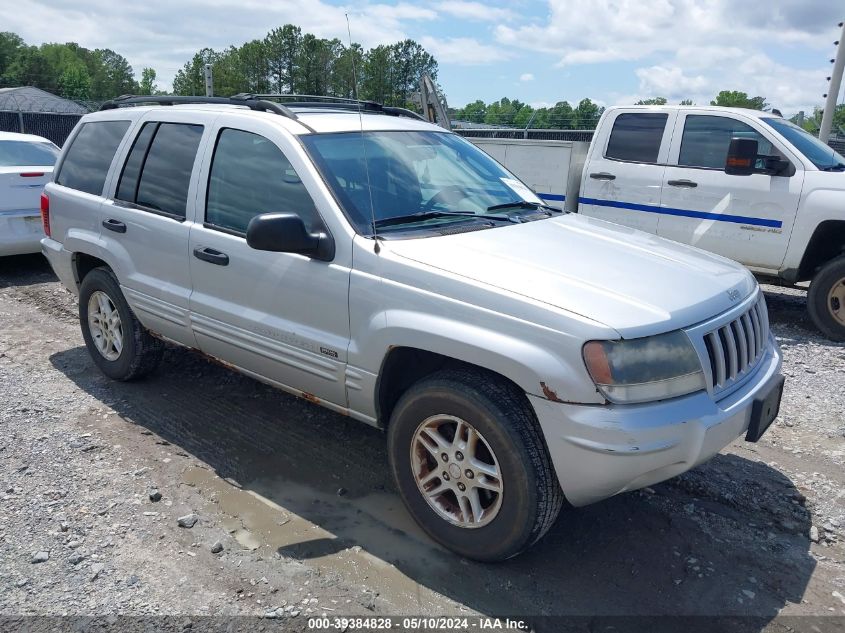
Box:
[797,220,845,282]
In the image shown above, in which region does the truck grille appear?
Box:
[702,295,769,394]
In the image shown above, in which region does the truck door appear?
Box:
[657,113,802,270]
[579,110,676,234]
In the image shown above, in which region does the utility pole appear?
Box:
[204,64,214,97]
[820,20,845,141]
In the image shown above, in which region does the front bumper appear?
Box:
[530,336,782,507]
[41,237,79,296]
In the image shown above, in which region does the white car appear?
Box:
[41,95,784,561]
[0,131,60,256]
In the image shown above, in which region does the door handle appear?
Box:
[193,247,229,266]
[102,218,127,233]
[667,179,698,188]
[589,172,616,181]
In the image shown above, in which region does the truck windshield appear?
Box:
[302,130,555,235]
[762,118,845,171]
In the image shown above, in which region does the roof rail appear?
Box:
[98,94,301,122]
[233,93,427,122]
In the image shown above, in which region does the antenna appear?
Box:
[346,13,380,253]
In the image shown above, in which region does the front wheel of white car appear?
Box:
[387,368,564,561]
[78,267,164,381]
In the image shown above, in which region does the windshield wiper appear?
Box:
[373,211,510,229]
[486,200,563,213]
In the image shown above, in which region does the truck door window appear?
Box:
[605,113,667,163]
[205,128,320,234]
[56,120,130,195]
[679,115,775,169]
[116,122,203,219]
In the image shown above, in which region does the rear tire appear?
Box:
[78,267,163,380]
[807,255,845,342]
[387,368,564,562]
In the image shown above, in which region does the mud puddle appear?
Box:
[182,466,461,613]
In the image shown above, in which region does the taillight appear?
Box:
[20,172,45,178]
[40,192,51,237]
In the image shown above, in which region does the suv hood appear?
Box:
[386,213,756,339]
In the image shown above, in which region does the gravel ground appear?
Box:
[0,254,843,632]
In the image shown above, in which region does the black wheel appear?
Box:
[807,255,845,342]
[387,368,564,562]
[78,267,164,380]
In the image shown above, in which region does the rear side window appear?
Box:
[679,115,774,169]
[116,122,203,219]
[605,113,667,163]
[205,128,319,234]
[56,121,130,195]
[0,140,59,167]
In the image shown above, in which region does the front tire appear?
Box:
[387,368,564,561]
[78,267,163,380]
[808,255,845,342]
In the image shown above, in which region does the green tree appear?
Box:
[710,90,768,110]
[89,49,137,99]
[389,39,437,107]
[574,98,602,129]
[457,99,486,123]
[173,48,220,95]
[139,68,157,95]
[546,101,574,128]
[361,44,392,104]
[679,99,694,105]
[635,97,667,105]
[265,25,301,93]
[57,62,91,100]
[0,32,24,84]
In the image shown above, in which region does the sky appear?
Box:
[5,0,844,118]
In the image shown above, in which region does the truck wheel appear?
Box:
[808,255,845,342]
[387,368,564,561]
[78,267,164,380]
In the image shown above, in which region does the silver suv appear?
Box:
[41,95,784,561]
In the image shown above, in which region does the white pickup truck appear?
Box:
[469,105,845,341]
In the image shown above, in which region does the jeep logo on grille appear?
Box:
[727,289,742,302]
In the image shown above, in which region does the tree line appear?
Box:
[0,27,437,109]
[1,28,844,134]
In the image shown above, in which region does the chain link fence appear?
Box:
[0,94,101,146]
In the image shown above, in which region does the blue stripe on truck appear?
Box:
[539,193,566,201]
[578,197,783,229]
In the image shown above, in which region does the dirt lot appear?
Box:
[0,254,844,632]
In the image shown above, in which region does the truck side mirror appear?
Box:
[246,212,334,261]
[725,137,758,176]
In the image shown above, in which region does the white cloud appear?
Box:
[520,73,534,82]
[433,1,515,22]
[418,36,510,66]
[4,0,439,89]
[493,0,839,112]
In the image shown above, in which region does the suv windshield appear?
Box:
[762,118,845,171]
[302,131,556,236]
[0,140,59,167]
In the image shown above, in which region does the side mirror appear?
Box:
[725,137,757,176]
[246,213,334,261]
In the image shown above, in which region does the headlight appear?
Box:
[582,330,706,404]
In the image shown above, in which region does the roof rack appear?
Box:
[232,93,427,122]
[99,94,301,122]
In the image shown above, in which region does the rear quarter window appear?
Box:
[605,113,668,163]
[56,120,130,195]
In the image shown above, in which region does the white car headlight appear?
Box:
[582,330,706,404]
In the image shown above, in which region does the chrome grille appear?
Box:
[702,295,769,394]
